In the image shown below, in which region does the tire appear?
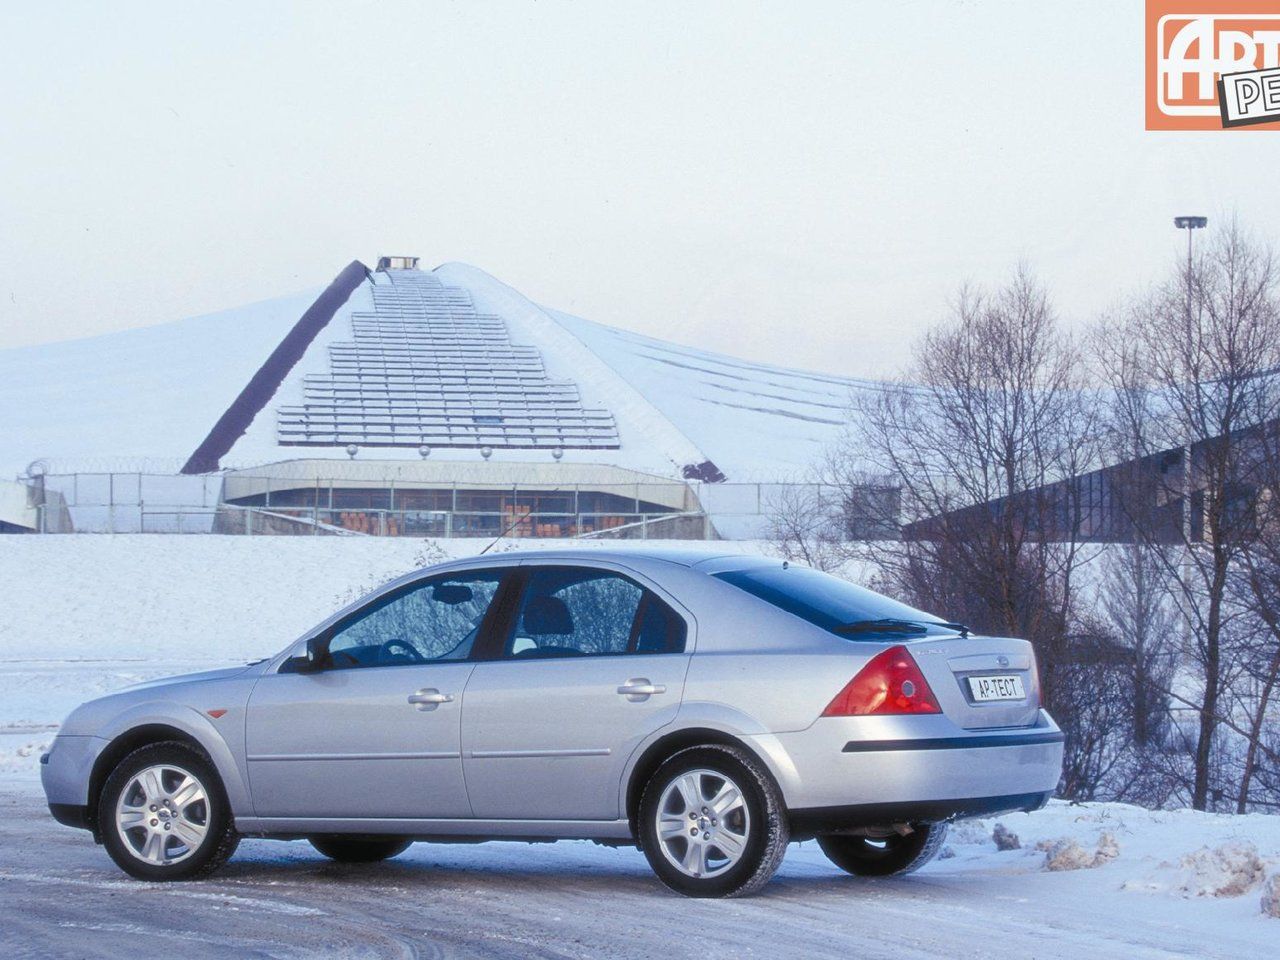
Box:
[309,836,413,863]
[637,744,789,898]
[99,741,239,881]
[817,822,948,877]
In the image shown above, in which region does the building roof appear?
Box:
[1,260,875,482]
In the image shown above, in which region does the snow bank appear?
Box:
[0,533,771,744]
[1176,843,1267,897]
[937,800,1280,924]
[1125,842,1267,899]
[0,534,768,664]
[1038,832,1120,871]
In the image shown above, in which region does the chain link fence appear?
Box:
[25,471,817,539]
[19,470,858,540]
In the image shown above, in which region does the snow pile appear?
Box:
[0,736,52,772]
[1262,873,1280,918]
[1039,832,1120,871]
[1125,842,1267,899]
[938,801,1279,912]
[1175,843,1267,898]
[991,822,1021,851]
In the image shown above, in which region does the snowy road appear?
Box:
[1,774,1275,960]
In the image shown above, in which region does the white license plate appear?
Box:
[968,674,1025,702]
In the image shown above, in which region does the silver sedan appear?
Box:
[42,549,1063,897]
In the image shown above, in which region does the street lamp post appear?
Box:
[1173,216,1207,547]
[1174,215,1208,279]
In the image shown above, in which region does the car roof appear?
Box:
[459,545,753,568]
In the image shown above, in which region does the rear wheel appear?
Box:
[309,836,413,863]
[100,742,239,881]
[817,822,947,877]
[638,744,788,898]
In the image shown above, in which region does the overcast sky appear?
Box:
[0,1,1275,377]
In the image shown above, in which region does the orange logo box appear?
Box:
[1146,0,1280,129]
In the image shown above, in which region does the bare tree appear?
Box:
[845,266,1100,724]
[1099,544,1179,748]
[1235,417,1280,811]
[762,484,850,572]
[1094,220,1280,810]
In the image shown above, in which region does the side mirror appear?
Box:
[290,636,329,674]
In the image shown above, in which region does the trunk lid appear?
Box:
[907,635,1042,730]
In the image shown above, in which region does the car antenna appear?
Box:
[480,512,532,555]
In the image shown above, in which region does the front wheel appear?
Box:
[100,741,239,881]
[817,822,947,877]
[637,744,789,898]
[309,836,413,863]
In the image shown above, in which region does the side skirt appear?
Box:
[235,816,635,843]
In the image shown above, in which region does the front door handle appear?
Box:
[617,678,666,701]
[407,688,453,710]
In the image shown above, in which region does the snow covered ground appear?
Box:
[1,535,1278,957]
[0,535,770,769]
[2,771,1277,959]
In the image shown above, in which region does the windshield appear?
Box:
[713,564,962,640]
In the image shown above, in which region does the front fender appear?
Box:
[91,700,251,819]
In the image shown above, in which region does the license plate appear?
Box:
[968,674,1025,702]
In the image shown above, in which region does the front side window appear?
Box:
[713,564,954,640]
[503,567,686,658]
[324,571,503,669]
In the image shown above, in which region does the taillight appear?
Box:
[821,645,941,717]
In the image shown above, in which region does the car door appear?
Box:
[461,563,692,821]
[245,568,509,819]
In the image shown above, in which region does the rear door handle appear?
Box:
[407,688,453,710]
[617,678,666,700]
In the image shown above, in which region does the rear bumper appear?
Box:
[790,791,1052,837]
[840,730,1064,753]
[745,711,1064,814]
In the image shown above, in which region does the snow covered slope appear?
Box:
[439,260,881,480]
[0,289,317,478]
[544,305,879,480]
[2,260,875,482]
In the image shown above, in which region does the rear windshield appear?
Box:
[713,565,957,639]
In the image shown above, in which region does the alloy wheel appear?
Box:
[114,764,210,866]
[654,768,751,879]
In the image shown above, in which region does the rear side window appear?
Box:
[713,564,952,639]
[503,567,687,659]
[633,593,686,655]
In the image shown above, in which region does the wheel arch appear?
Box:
[86,725,211,839]
[623,727,784,834]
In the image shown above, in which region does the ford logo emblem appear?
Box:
[997,655,1010,668]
